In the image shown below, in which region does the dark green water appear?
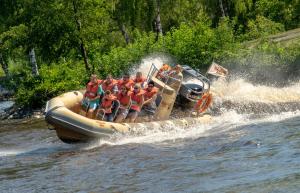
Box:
[1,78,300,193]
[0,111,299,193]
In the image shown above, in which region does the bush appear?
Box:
[14,60,87,108]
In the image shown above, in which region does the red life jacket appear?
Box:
[134,76,146,84]
[102,79,117,92]
[143,87,158,100]
[117,79,134,90]
[130,90,144,112]
[156,64,171,79]
[117,91,131,108]
[101,94,117,114]
[85,81,100,99]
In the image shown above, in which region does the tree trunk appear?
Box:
[0,53,9,76]
[72,0,91,73]
[219,0,226,17]
[155,0,163,41]
[121,24,130,44]
[29,48,39,76]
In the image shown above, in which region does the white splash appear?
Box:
[130,54,173,77]
[0,149,25,157]
[211,78,300,103]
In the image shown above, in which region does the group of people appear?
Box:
[81,71,159,123]
[80,63,209,123]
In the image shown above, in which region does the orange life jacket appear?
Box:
[130,90,144,112]
[143,87,158,100]
[85,81,100,99]
[102,79,117,92]
[117,79,134,90]
[195,93,213,113]
[117,91,131,108]
[134,76,146,84]
[156,64,171,79]
[101,94,117,114]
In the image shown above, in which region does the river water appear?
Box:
[1,60,300,192]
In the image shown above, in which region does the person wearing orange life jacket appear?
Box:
[115,86,132,123]
[117,73,134,91]
[98,90,117,122]
[166,64,183,85]
[142,80,159,114]
[133,71,147,88]
[102,74,118,94]
[126,83,144,123]
[156,63,171,82]
[193,92,213,116]
[81,74,103,119]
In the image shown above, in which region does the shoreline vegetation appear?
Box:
[1,1,300,120]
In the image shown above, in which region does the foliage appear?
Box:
[14,61,87,108]
[0,0,300,108]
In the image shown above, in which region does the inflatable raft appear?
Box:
[45,65,212,143]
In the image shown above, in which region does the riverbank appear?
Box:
[0,100,44,120]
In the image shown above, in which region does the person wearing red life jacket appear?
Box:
[126,83,144,123]
[81,74,102,119]
[115,86,132,123]
[117,74,134,91]
[102,74,118,94]
[156,63,171,82]
[142,80,159,114]
[98,90,117,122]
[133,71,147,88]
[166,64,183,86]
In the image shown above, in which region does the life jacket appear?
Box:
[101,94,117,114]
[156,64,171,79]
[130,90,144,112]
[85,81,100,99]
[117,91,131,108]
[117,79,134,90]
[102,79,117,92]
[134,76,146,84]
[194,93,213,113]
[133,76,146,88]
[143,87,158,100]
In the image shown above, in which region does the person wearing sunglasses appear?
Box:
[142,80,159,114]
[126,84,144,122]
[115,86,132,123]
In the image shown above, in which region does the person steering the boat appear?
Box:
[82,74,103,119]
[115,85,132,123]
[117,73,134,91]
[126,83,144,123]
[167,64,183,84]
[142,81,159,114]
[97,90,117,122]
[134,71,147,88]
[102,74,118,94]
[156,63,171,81]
